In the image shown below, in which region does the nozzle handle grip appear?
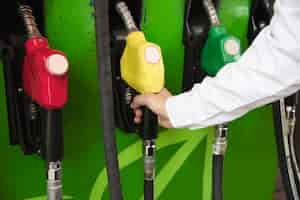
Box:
[140,107,158,140]
[42,109,64,162]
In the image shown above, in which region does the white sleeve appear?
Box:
[166,0,300,129]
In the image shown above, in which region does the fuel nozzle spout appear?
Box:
[116,2,138,33]
[19,5,41,38]
[203,0,220,26]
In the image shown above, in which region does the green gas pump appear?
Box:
[201,1,241,200]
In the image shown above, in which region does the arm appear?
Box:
[166,0,300,128]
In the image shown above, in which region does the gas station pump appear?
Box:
[94,1,164,199]
[0,0,293,199]
[116,2,164,199]
[2,4,68,200]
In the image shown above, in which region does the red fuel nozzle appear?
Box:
[20,5,68,109]
[23,37,69,109]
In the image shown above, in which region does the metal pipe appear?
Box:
[19,5,41,38]
[115,2,139,33]
[203,0,220,26]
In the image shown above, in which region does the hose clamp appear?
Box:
[213,124,228,155]
[144,140,156,181]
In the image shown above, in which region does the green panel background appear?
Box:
[0,0,277,199]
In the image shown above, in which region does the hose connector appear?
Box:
[47,161,62,200]
[19,5,41,38]
[116,1,139,32]
[203,0,220,26]
[144,140,156,181]
[286,105,296,135]
[213,124,228,155]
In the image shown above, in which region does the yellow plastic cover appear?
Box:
[120,31,165,94]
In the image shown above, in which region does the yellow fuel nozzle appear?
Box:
[120,31,164,94]
[116,1,164,94]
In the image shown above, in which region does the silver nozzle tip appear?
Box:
[115,1,138,32]
[19,5,41,37]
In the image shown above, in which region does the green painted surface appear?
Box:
[219,0,277,199]
[219,0,251,50]
[0,0,277,199]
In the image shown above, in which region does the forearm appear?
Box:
[166,0,300,129]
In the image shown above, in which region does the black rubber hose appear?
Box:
[212,155,224,200]
[144,180,154,200]
[94,0,123,199]
[141,108,157,200]
[41,109,63,162]
[140,107,158,140]
[2,47,20,145]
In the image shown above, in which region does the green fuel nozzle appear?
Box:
[201,0,241,76]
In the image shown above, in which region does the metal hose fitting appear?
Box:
[19,5,41,38]
[144,140,156,181]
[116,2,139,32]
[47,161,62,200]
[286,105,300,185]
[213,124,228,155]
[286,106,296,134]
[203,0,220,26]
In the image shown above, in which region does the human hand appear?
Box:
[131,88,173,128]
